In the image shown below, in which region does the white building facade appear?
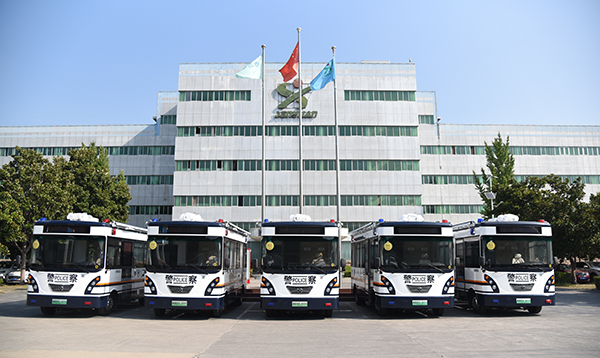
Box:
[1,61,599,231]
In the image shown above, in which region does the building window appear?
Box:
[129,206,173,216]
[339,126,417,137]
[179,90,251,102]
[344,90,416,102]
[339,160,419,171]
[303,195,337,206]
[418,115,435,124]
[303,126,335,136]
[423,205,483,214]
[160,115,176,125]
[126,175,174,185]
[303,160,336,171]
[174,196,262,207]
[340,195,421,206]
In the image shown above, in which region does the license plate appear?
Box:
[172,300,188,307]
[515,274,530,283]
[412,300,428,306]
[53,274,69,283]
[411,275,426,284]
[172,275,188,284]
[292,301,308,307]
[52,299,67,305]
[516,298,531,304]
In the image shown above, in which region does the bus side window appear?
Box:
[122,242,133,267]
[133,242,147,268]
[465,241,479,268]
[107,239,121,268]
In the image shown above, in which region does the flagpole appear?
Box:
[261,44,266,223]
[297,27,303,215]
[332,46,340,223]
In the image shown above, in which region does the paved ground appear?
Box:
[1,285,599,358]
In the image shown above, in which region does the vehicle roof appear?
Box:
[261,221,337,227]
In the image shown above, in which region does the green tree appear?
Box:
[473,133,515,219]
[497,175,598,283]
[0,148,74,278]
[67,143,131,222]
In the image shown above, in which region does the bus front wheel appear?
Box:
[527,306,542,314]
[431,308,444,316]
[98,293,117,316]
[470,294,486,314]
[41,306,56,316]
[154,308,166,317]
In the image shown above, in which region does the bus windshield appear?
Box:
[31,235,105,272]
[147,236,222,273]
[379,236,452,272]
[262,236,339,274]
[483,236,552,269]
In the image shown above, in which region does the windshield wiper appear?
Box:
[70,262,90,273]
[186,263,209,274]
[308,264,327,274]
[427,262,445,273]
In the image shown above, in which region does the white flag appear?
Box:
[235,55,262,79]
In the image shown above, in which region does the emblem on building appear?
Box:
[274,83,317,119]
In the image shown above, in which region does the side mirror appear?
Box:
[374,257,381,269]
[479,256,485,267]
[340,258,346,269]
[224,258,230,268]
[251,258,259,270]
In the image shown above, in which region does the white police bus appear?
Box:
[260,214,342,317]
[27,213,148,316]
[453,214,555,314]
[144,213,250,317]
[350,214,454,316]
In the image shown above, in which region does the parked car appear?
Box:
[4,269,28,284]
[575,262,600,279]
[575,270,591,284]
[0,261,18,282]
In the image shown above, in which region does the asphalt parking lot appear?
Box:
[1,287,599,358]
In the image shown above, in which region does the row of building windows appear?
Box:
[340,160,419,171]
[175,195,262,207]
[174,195,421,207]
[422,175,482,185]
[421,146,486,155]
[419,115,435,124]
[341,195,421,206]
[129,205,173,216]
[421,145,600,156]
[514,175,600,185]
[0,146,175,157]
[344,90,416,102]
[177,125,417,138]
[423,205,484,214]
[339,126,417,137]
[175,159,420,172]
[422,174,600,185]
[179,91,251,102]
[107,146,175,156]
[160,115,177,125]
[125,175,174,186]
[176,160,263,172]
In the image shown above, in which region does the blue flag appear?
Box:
[310,59,335,91]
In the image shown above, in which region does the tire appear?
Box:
[41,306,56,316]
[431,308,444,316]
[265,309,275,318]
[354,286,364,306]
[374,297,387,316]
[154,308,166,317]
[322,309,333,318]
[98,293,116,316]
[212,309,223,318]
[470,294,486,314]
[138,297,145,306]
[527,306,542,314]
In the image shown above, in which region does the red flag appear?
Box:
[279,42,299,82]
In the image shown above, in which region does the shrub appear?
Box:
[344,265,351,277]
[555,272,571,285]
[594,276,600,290]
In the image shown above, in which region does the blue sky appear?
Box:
[0,0,598,127]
